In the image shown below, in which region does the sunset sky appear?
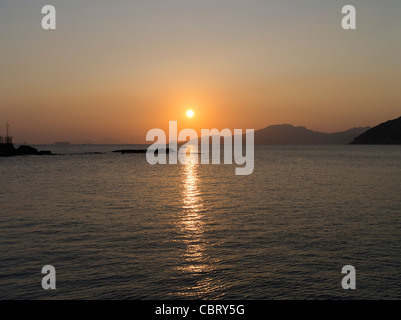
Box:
[1,0,400,144]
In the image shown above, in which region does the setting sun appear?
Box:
[186,110,195,118]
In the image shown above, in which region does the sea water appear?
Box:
[0,145,400,299]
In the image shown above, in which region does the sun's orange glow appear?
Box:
[186,110,195,118]
[1,2,398,145]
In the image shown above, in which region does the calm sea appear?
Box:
[0,145,400,299]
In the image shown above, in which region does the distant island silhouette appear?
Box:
[351,116,401,144]
[54,141,70,146]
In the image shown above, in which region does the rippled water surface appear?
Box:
[1,145,400,299]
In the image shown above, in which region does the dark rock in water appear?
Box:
[37,150,53,155]
[0,143,53,157]
[0,151,13,157]
[113,149,147,154]
[15,145,40,155]
[70,152,103,155]
[0,143,15,156]
[351,116,401,144]
[113,148,170,154]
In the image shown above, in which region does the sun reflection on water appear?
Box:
[176,153,224,298]
[180,154,205,271]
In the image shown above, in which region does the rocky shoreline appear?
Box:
[0,144,52,157]
[0,144,172,157]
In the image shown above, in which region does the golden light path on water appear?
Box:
[176,151,224,298]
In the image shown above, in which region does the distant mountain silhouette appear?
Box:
[189,124,369,145]
[250,124,370,145]
[351,116,401,144]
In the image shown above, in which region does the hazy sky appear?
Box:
[0,0,400,143]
